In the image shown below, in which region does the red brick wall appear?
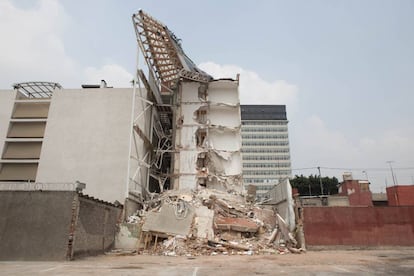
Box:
[350,191,373,206]
[338,180,373,206]
[303,206,414,246]
[387,186,414,206]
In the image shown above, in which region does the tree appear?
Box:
[290,174,339,196]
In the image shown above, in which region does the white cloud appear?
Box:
[0,0,78,87]
[291,115,414,192]
[292,115,360,166]
[0,0,132,88]
[84,64,133,88]
[199,62,299,113]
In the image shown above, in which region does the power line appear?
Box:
[291,167,317,171]
[291,166,414,172]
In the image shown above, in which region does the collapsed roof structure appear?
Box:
[133,10,212,92]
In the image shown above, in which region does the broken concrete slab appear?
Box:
[142,202,194,236]
[215,217,259,233]
[115,223,141,250]
[194,205,214,240]
[220,231,242,241]
[253,207,276,229]
[276,213,297,246]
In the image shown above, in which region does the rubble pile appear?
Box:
[130,189,305,256]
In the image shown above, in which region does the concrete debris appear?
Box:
[215,217,259,233]
[115,223,140,250]
[126,215,140,224]
[141,200,195,237]
[123,188,305,256]
[105,249,137,256]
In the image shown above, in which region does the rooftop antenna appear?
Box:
[386,161,397,186]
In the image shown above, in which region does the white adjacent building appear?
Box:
[241,105,292,199]
[0,82,150,204]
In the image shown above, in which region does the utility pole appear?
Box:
[317,166,323,195]
[386,161,397,186]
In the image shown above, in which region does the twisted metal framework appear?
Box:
[132,10,212,92]
[13,82,62,98]
[131,10,214,198]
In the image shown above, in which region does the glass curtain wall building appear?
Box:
[241,105,292,200]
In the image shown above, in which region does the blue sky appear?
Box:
[1,0,413,191]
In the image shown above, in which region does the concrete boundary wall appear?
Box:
[0,191,122,260]
[0,191,75,260]
[71,196,122,258]
[304,206,414,246]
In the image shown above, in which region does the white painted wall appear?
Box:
[181,82,201,102]
[36,88,137,203]
[208,106,240,128]
[208,151,242,176]
[175,80,243,193]
[208,80,240,105]
[181,105,201,125]
[208,129,241,151]
[265,179,295,231]
[0,90,16,157]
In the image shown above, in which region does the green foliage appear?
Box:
[290,174,339,196]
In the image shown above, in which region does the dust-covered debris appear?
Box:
[124,188,305,256]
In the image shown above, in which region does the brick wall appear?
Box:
[387,186,414,206]
[71,196,121,258]
[303,206,414,246]
[338,180,373,206]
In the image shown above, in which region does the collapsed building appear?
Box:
[130,10,243,198]
[115,10,302,256]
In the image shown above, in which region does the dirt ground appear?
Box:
[1,248,414,275]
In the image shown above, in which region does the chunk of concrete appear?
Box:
[115,223,141,250]
[194,205,214,240]
[215,217,258,233]
[142,202,194,237]
[253,207,276,228]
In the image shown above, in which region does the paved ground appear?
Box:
[1,248,414,275]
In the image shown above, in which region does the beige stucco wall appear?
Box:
[328,196,350,206]
[0,90,16,157]
[36,88,135,203]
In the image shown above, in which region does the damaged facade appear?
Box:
[173,81,243,193]
[131,10,244,200]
